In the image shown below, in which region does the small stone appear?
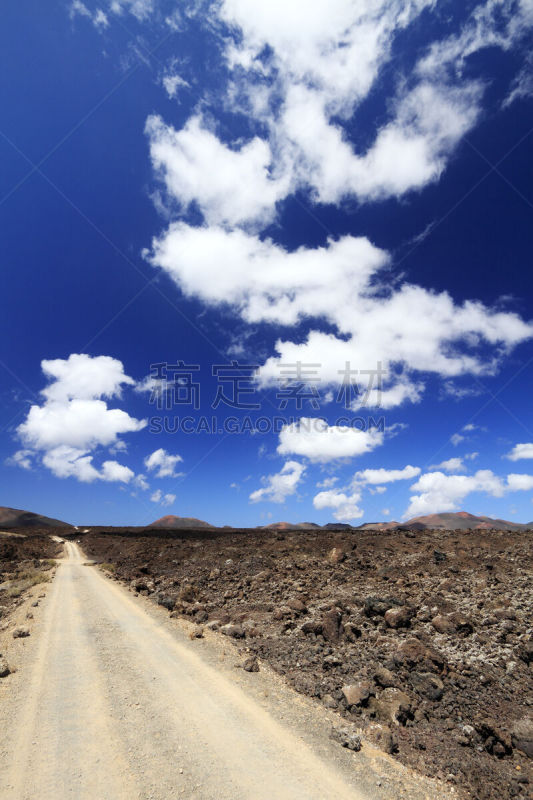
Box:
[366,723,397,754]
[242,656,259,673]
[287,598,307,614]
[12,626,30,639]
[409,672,445,701]
[330,727,362,751]
[374,667,396,688]
[322,693,337,709]
[220,623,245,639]
[364,596,399,617]
[511,717,533,758]
[431,614,454,634]
[0,657,10,678]
[321,609,342,643]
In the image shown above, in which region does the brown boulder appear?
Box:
[328,547,345,564]
[301,619,322,635]
[431,614,454,634]
[384,606,415,629]
[321,609,342,643]
[374,666,397,688]
[409,671,445,701]
[220,623,245,639]
[342,681,374,707]
[287,598,307,614]
[511,717,533,758]
[365,723,397,754]
[393,638,446,673]
[367,688,414,725]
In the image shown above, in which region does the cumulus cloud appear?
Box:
[147,221,533,406]
[150,489,162,503]
[13,355,144,484]
[429,457,465,473]
[405,469,506,518]
[277,418,384,463]
[144,448,183,478]
[161,493,176,506]
[506,443,533,461]
[316,476,338,489]
[506,474,533,492]
[142,2,533,409]
[146,115,289,228]
[41,446,134,484]
[249,460,305,503]
[354,465,420,484]
[313,487,363,521]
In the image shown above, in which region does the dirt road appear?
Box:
[0,542,452,800]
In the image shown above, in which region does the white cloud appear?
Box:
[39,353,135,403]
[134,473,149,491]
[109,0,153,21]
[13,355,144,484]
[101,460,134,483]
[277,417,384,463]
[316,476,338,489]
[70,1,109,29]
[144,448,183,478]
[506,473,533,492]
[249,460,305,503]
[142,0,533,411]
[148,221,533,408]
[161,67,190,100]
[151,489,162,503]
[429,457,465,473]
[7,450,33,470]
[19,399,144,451]
[354,464,420,484]
[313,487,363,521]
[161,493,176,507]
[405,469,506,518]
[146,115,289,228]
[41,446,133,484]
[506,443,533,461]
[451,433,465,446]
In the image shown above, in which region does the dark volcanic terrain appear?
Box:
[0,533,61,620]
[80,524,533,800]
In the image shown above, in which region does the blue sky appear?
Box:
[1,0,533,526]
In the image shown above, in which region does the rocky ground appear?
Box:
[0,532,61,677]
[0,533,61,617]
[79,526,533,800]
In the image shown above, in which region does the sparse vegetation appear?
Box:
[100,562,115,573]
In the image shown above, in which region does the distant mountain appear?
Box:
[148,515,213,529]
[0,506,73,529]
[358,511,528,531]
[403,511,527,531]
[262,521,322,530]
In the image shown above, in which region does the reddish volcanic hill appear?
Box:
[263,521,321,530]
[0,506,72,529]
[358,512,527,531]
[404,511,526,530]
[148,515,213,529]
